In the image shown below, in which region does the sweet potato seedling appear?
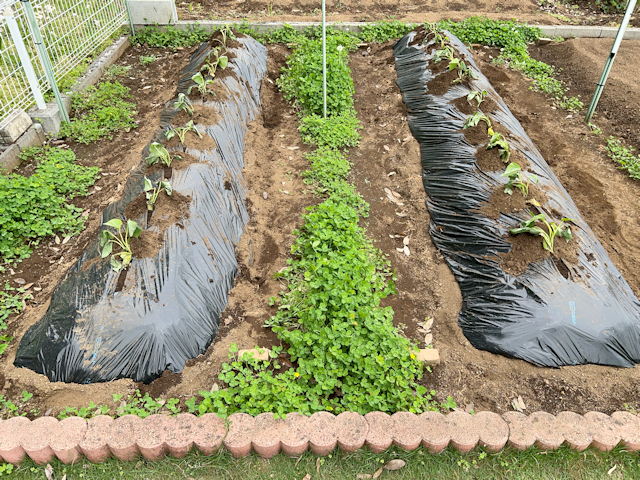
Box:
[145,142,172,167]
[467,90,488,107]
[502,162,538,198]
[174,93,194,116]
[99,218,142,272]
[451,59,478,84]
[464,111,492,131]
[487,132,511,163]
[188,72,214,96]
[166,120,203,146]
[144,177,172,211]
[201,47,228,77]
[510,213,572,254]
[433,45,455,64]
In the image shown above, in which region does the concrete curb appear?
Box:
[167,20,640,40]
[2,410,639,465]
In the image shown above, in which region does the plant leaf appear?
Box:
[104,218,122,230]
[101,242,113,258]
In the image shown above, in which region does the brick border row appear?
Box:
[1,410,639,465]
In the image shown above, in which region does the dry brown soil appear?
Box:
[3,35,640,418]
[177,0,640,27]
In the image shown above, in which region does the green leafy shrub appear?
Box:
[131,25,210,49]
[606,137,640,180]
[278,36,356,117]
[60,81,137,144]
[358,20,417,42]
[0,147,99,260]
[302,146,351,186]
[299,110,361,148]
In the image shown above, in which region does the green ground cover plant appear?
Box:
[131,24,211,50]
[439,17,584,112]
[59,81,137,144]
[606,137,640,180]
[0,146,99,260]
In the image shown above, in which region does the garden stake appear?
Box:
[584,0,637,124]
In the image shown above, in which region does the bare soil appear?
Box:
[177,0,640,28]
[3,35,640,418]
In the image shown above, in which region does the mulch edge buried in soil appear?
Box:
[1,409,636,464]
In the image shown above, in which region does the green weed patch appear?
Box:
[606,137,640,180]
[59,81,137,144]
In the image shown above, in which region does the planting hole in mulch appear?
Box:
[3,37,640,418]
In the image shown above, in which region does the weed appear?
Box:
[59,81,137,144]
[139,55,157,65]
[298,110,361,148]
[510,213,572,254]
[502,162,538,198]
[58,402,109,419]
[131,25,210,50]
[588,123,602,135]
[145,142,173,167]
[144,177,172,210]
[99,218,142,272]
[0,147,99,260]
[606,137,640,180]
[174,93,194,116]
[104,64,132,80]
[357,20,416,42]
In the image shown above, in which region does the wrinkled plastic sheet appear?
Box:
[14,36,268,383]
[393,31,640,367]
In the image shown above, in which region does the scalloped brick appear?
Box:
[51,416,87,464]
[419,411,449,453]
[79,415,114,463]
[20,416,58,465]
[502,412,536,451]
[0,416,30,465]
[391,411,422,451]
[308,411,337,456]
[336,412,368,453]
[584,412,620,452]
[166,413,195,458]
[446,411,480,453]
[193,413,227,456]
[252,413,282,459]
[107,415,142,461]
[611,411,640,451]
[224,413,254,458]
[365,411,394,453]
[475,411,508,453]
[137,414,171,461]
[555,411,591,452]
[281,412,310,456]
[530,411,563,450]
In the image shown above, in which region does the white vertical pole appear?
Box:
[3,6,46,110]
[322,0,326,119]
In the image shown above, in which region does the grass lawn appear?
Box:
[7,445,640,479]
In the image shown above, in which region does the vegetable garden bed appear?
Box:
[1,25,640,420]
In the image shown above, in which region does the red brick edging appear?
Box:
[0,410,638,465]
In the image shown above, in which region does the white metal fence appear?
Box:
[0,0,128,122]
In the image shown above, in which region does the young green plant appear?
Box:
[502,162,538,198]
[467,90,487,107]
[144,177,172,211]
[510,213,572,254]
[99,219,142,272]
[450,59,478,84]
[166,120,203,146]
[145,142,172,167]
[464,111,492,132]
[174,93,194,116]
[188,72,214,96]
[201,47,229,77]
[487,132,511,163]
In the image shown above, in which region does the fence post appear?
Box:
[2,6,46,110]
[20,0,69,122]
[124,0,135,36]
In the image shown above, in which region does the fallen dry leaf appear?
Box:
[62,236,71,245]
[54,236,61,245]
[356,475,373,479]
[45,464,54,480]
[395,212,408,217]
[14,278,25,285]
[384,459,406,470]
[383,145,390,151]
[465,403,475,414]
[316,457,321,474]
[424,317,434,331]
[302,474,311,480]
[403,236,410,246]
[23,283,33,290]
[372,467,384,479]
[424,333,433,345]
[387,171,396,176]
[403,246,410,256]
[518,396,526,411]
